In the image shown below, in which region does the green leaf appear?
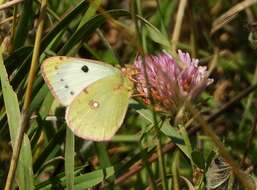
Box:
[0,46,34,189]
[95,143,112,168]
[136,108,157,124]
[137,15,171,49]
[29,84,50,114]
[191,151,205,170]
[94,142,116,187]
[74,167,115,190]
[205,151,216,170]
[35,167,115,190]
[160,121,192,161]
[178,124,193,163]
[135,105,192,163]
[150,0,177,32]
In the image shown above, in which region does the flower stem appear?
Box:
[156,134,168,190]
[172,150,180,190]
[4,1,48,189]
[135,0,147,52]
[140,145,158,190]
[132,1,168,188]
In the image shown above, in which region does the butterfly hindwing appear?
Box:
[65,74,132,141]
[41,56,118,106]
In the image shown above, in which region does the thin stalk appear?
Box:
[24,0,47,110]
[132,1,167,190]
[136,0,147,52]
[132,1,167,189]
[155,0,167,36]
[36,0,60,21]
[96,29,118,65]
[0,0,23,11]
[4,1,48,189]
[4,113,29,190]
[140,145,158,190]
[65,128,74,190]
[239,62,257,130]
[188,1,198,57]
[172,151,180,190]
[156,135,168,190]
[240,110,257,168]
[10,5,18,53]
[0,15,19,25]
[171,0,187,53]
[186,102,256,190]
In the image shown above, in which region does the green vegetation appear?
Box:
[0,0,257,189]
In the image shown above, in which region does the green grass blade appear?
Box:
[74,167,115,190]
[41,0,89,49]
[33,126,65,173]
[95,143,112,168]
[58,9,130,55]
[65,128,74,190]
[77,0,102,29]
[13,0,33,49]
[136,15,171,49]
[0,47,34,189]
[35,167,115,190]
[94,142,117,189]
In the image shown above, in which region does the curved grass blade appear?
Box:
[136,15,171,49]
[77,0,102,29]
[0,46,34,189]
[58,9,130,55]
[13,0,33,49]
[35,167,115,190]
[41,0,89,50]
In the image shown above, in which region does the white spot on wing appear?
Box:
[89,100,100,109]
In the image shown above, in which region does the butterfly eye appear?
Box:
[81,65,89,73]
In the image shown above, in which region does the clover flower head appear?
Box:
[133,50,213,111]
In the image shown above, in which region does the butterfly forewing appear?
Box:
[41,56,118,106]
[65,74,132,141]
